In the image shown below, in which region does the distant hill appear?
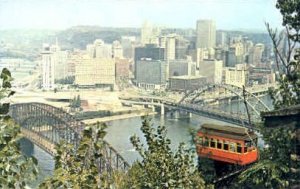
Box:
[55,26,140,50]
[0,26,140,52]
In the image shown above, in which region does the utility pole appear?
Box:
[242,85,252,127]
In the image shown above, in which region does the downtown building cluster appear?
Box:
[41,19,276,91]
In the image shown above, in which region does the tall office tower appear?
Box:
[135,59,167,89]
[141,21,153,45]
[75,55,115,88]
[41,44,55,90]
[225,64,249,88]
[134,44,165,78]
[159,34,176,60]
[226,42,244,67]
[86,39,112,58]
[112,40,123,59]
[196,19,216,49]
[216,31,227,47]
[121,36,136,58]
[94,39,112,58]
[251,43,265,65]
[198,59,223,84]
[141,21,160,46]
[175,36,190,59]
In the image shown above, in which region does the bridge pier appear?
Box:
[160,103,165,115]
[171,110,192,119]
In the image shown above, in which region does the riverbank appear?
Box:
[83,109,157,125]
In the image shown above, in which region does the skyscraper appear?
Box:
[41,44,55,90]
[159,34,176,60]
[196,20,216,49]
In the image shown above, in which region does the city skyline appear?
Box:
[0,0,283,31]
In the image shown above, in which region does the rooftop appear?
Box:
[170,75,206,80]
[199,124,257,141]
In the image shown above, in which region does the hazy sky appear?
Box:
[0,0,283,30]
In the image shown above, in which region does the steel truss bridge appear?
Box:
[9,102,129,173]
[122,84,272,128]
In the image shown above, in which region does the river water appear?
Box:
[21,113,237,187]
[21,95,272,187]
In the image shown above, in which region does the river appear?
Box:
[21,113,240,187]
[21,95,271,187]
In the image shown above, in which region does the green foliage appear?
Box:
[237,1,300,188]
[266,0,300,109]
[237,123,298,188]
[124,117,207,189]
[55,76,75,85]
[39,122,110,188]
[197,157,216,184]
[238,160,289,189]
[0,68,38,188]
[69,95,81,109]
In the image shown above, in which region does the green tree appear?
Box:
[237,0,300,188]
[123,117,207,189]
[39,122,110,188]
[0,68,38,188]
[69,95,81,110]
[267,0,300,109]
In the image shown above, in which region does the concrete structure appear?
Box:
[196,19,216,49]
[249,43,264,65]
[115,58,130,79]
[135,59,167,89]
[75,55,115,88]
[216,31,227,47]
[141,21,160,45]
[41,44,55,90]
[198,59,223,84]
[169,59,196,77]
[196,48,209,68]
[53,50,68,80]
[175,36,190,59]
[87,39,112,59]
[224,64,249,88]
[226,42,244,67]
[249,66,275,85]
[121,36,136,59]
[169,75,207,91]
[159,34,176,60]
[134,44,165,78]
[112,40,123,59]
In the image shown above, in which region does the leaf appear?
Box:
[0,103,10,114]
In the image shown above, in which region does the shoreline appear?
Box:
[83,110,157,125]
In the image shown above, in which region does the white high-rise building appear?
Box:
[159,34,176,60]
[75,55,115,87]
[41,44,55,90]
[86,39,112,59]
[225,64,248,88]
[141,21,153,45]
[196,20,216,49]
[198,59,223,84]
[112,40,123,59]
[141,21,160,46]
